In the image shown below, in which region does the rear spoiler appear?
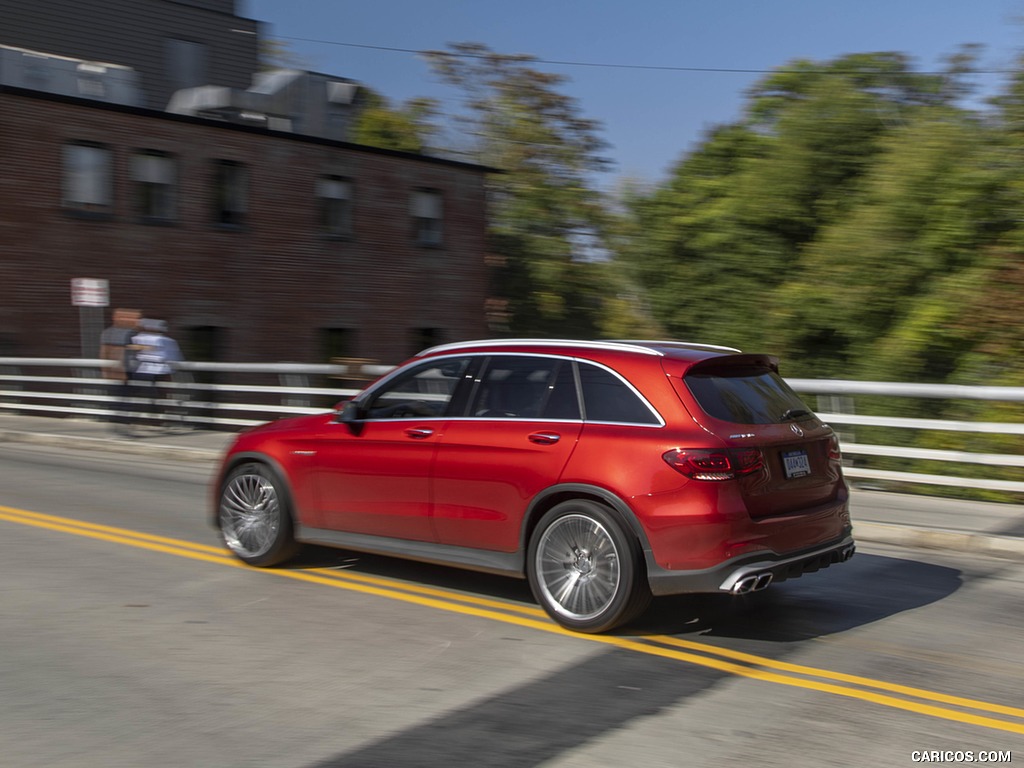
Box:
[683,353,780,376]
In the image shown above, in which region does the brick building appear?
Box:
[0,0,492,365]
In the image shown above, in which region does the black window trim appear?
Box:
[574,358,665,428]
[350,351,665,426]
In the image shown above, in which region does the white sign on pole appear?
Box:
[71,277,109,307]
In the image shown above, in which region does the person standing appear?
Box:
[132,319,184,426]
[99,308,141,433]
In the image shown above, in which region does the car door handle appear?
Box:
[405,427,434,439]
[528,431,561,445]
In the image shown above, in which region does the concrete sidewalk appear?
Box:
[2,413,1023,561]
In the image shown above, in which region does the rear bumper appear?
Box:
[645,530,855,596]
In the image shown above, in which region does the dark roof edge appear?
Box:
[0,84,502,174]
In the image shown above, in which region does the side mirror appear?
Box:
[335,400,365,433]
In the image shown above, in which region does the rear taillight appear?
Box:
[663,448,764,481]
[828,434,842,462]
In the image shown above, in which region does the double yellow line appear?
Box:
[3,504,1024,735]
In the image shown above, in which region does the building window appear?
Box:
[212,160,247,227]
[411,189,443,246]
[184,326,224,390]
[132,151,177,222]
[410,328,442,356]
[166,38,208,91]
[62,142,112,213]
[321,327,355,361]
[184,326,223,363]
[318,176,353,237]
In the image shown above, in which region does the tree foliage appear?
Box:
[360,45,1022,390]
[351,89,439,154]
[618,51,1024,386]
[423,43,656,337]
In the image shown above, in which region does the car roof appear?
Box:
[418,338,742,362]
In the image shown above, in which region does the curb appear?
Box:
[853,521,1024,562]
[0,429,221,463]
[4,429,1024,562]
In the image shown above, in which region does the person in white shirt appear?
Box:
[132,319,185,426]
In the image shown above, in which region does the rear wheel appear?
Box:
[218,462,299,566]
[527,500,651,633]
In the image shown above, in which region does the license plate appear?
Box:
[783,449,811,478]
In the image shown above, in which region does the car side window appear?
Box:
[365,357,471,419]
[578,362,660,425]
[471,356,581,420]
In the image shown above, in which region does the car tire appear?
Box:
[218,461,299,567]
[527,500,651,633]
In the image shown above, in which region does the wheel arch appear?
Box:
[521,484,652,564]
[212,451,298,530]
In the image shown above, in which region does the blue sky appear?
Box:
[243,1,1024,186]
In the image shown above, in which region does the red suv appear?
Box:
[214,339,853,633]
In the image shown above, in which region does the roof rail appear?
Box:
[420,338,666,356]
[609,339,742,353]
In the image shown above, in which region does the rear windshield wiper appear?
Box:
[780,408,812,422]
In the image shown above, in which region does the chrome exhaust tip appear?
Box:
[754,572,773,591]
[732,575,757,594]
[732,572,773,594]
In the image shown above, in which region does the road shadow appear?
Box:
[286,547,960,644]
[284,550,963,768]
[628,551,962,641]
[285,545,536,604]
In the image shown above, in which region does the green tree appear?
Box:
[614,124,785,348]
[351,89,439,155]
[769,111,1009,377]
[423,43,648,337]
[616,52,997,366]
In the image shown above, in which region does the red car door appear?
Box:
[313,418,443,541]
[313,356,472,543]
[431,355,583,552]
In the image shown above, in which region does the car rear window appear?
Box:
[685,365,811,425]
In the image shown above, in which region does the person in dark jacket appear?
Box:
[99,307,142,433]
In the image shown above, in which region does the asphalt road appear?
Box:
[1,443,1022,768]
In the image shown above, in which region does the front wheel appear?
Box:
[527,500,650,633]
[218,462,299,566]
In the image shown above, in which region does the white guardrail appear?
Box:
[0,358,1022,495]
